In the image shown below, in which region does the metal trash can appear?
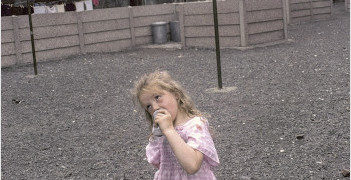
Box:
[151,22,168,44]
[170,21,181,42]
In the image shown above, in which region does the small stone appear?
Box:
[341,169,350,177]
[12,99,21,104]
[296,134,304,140]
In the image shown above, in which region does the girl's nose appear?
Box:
[151,103,160,112]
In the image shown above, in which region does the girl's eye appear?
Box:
[155,95,161,100]
[146,105,151,110]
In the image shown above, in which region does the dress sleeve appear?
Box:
[145,136,163,169]
[186,118,220,167]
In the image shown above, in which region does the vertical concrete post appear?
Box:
[173,4,178,21]
[282,0,288,39]
[76,12,85,53]
[285,0,290,25]
[346,0,349,12]
[176,4,185,47]
[129,6,136,47]
[12,16,22,65]
[310,0,314,21]
[239,0,247,47]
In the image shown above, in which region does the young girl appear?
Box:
[132,70,220,179]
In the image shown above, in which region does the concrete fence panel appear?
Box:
[184,13,240,26]
[79,7,132,53]
[17,12,78,28]
[183,0,239,15]
[186,36,241,48]
[1,42,16,56]
[21,46,81,64]
[1,30,14,43]
[1,16,14,30]
[185,25,241,37]
[83,19,130,34]
[80,7,129,22]
[245,0,283,11]
[13,13,81,64]
[183,0,241,48]
[84,29,131,45]
[132,4,174,45]
[245,0,285,46]
[84,39,132,53]
[18,24,79,41]
[133,3,174,17]
[289,0,332,24]
[2,17,18,67]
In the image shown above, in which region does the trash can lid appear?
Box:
[151,21,168,26]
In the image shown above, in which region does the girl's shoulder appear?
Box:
[183,116,209,129]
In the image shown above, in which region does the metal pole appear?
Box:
[27,0,38,75]
[212,0,222,89]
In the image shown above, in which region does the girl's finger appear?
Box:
[157,109,169,116]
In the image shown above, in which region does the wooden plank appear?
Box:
[184,0,238,15]
[184,25,240,37]
[248,20,284,35]
[184,13,240,26]
[84,39,131,52]
[246,8,283,23]
[83,19,130,34]
[248,30,284,45]
[84,29,131,45]
[81,7,129,22]
[132,3,174,17]
[133,14,173,27]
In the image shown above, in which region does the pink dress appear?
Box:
[146,116,220,180]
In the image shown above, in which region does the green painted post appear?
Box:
[27,0,38,75]
[212,0,222,89]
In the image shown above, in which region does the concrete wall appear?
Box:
[177,0,288,49]
[1,0,289,67]
[1,4,174,67]
[346,0,350,11]
[1,13,81,67]
[288,0,332,24]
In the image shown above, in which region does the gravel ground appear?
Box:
[1,2,349,180]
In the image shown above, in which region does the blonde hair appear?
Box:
[131,70,202,131]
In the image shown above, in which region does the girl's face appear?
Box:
[140,89,179,122]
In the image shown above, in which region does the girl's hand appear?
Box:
[154,109,174,133]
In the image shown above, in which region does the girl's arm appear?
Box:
[163,128,204,174]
